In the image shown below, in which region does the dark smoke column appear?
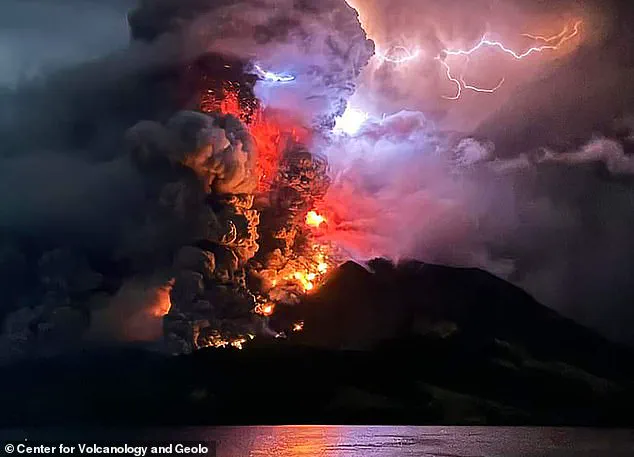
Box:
[126,111,263,353]
[128,0,375,129]
[126,0,374,352]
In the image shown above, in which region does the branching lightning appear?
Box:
[437,56,506,100]
[437,58,462,101]
[521,24,575,44]
[443,20,582,60]
[372,20,582,100]
[439,20,582,99]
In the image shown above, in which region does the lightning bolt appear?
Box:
[437,56,505,100]
[370,20,582,100]
[443,20,582,60]
[437,58,462,100]
[521,23,578,44]
[439,20,582,99]
[376,46,421,64]
[251,64,296,83]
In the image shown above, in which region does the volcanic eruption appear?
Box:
[122,0,374,353]
[4,0,634,361]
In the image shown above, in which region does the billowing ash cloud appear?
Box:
[252,0,628,345]
[128,0,374,128]
[88,276,173,343]
[0,106,264,359]
[127,111,258,194]
[541,138,634,174]
[317,113,518,276]
[0,0,372,359]
[1,0,634,355]
[314,109,634,344]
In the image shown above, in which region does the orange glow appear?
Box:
[199,83,341,339]
[256,244,334,304]
[306,210,326,228]
[202,335,249,350]
[231,338,247,350]
[201,84,310,192]
[255,302,276,317]
[219,89,241,116]
[151,279,174,317]
[291,271,315,291]
[282,247,332,293]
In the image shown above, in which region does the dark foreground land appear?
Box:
[2,260,633,426]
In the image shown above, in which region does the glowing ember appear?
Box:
[306,210,326,228]
[293,321,304,332]
[255,302,276,317]
[204,335,250,350]
[291,271,315,291]
[198,79,340,346]
[278,247,332,293]
[231,338,247,350]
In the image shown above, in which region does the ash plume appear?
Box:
[314,107,634,344]
[1,0,634,359]
[128,0,374,128]
[0,0,371,359]
[87,276,174,343]
[302,0,634,344]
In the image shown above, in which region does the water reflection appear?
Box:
[209,426,634,457]
[0,426,631,457]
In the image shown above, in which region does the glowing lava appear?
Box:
[255,302,276,317]
[306,210,326,228]
[200,78,338,344]
[285,247,332,293]
[202,334,252,350]
[201,84,310,192]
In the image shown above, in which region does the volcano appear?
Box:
[3,0,634,430]
[2,259,634,426]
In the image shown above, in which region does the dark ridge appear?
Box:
[287,259,634,381]
[2,260,633,426]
